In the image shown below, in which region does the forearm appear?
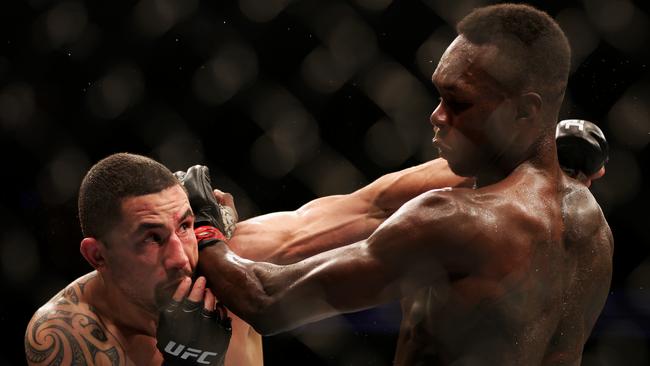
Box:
[200,241,400,335]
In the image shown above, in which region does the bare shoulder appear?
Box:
[562,181,614,255]
[386,186,502,236]
[368,187,496,256]
[25,273,126,366]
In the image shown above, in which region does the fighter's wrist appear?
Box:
[195,225,228,251]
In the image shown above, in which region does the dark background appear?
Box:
[1,0,649,364]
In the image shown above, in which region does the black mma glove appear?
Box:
[174,165,236,250]
[556,119,609,176]
[157,297,231,366]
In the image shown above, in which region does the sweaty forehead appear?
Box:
[432,36,504,95]
[119,185,190,225]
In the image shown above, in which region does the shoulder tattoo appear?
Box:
[25,283,125,366]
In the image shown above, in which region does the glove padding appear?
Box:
[556,119,609,176]
[174,165,236,240]
[157,298,232,366]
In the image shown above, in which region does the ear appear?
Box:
[515,92,542,122]
[80,237,107,270]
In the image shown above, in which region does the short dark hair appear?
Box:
[457,4,570,101]
[78,153,180,239]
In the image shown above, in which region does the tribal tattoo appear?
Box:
[25,278,126,366]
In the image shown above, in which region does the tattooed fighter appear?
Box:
[24,151,470,366]
[25,153,231,366]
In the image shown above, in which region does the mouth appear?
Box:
[432,130,452,156]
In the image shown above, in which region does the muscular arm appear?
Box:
[25,284,126,366]
[201,189,480,335]
[214,159,465,365]
[229,158,468,263]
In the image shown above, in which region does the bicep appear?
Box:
[229,159,467,264]
[250,199,454,333]
[25,306,126,366]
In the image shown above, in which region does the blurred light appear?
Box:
[132,0,199,38]
[86,66,144,119]
[365,118,410,168]
[269,109,320,158]
[422,0,488,25]
[360,61,434,161]
[301,47,348,93]
[584,0,649,53]
[154,130,206,172]
[39,147,90,205]
[590,148,641,211]
[239,0,289,23]
[296,147,367,196]
[327,16,377,71]
[193,42,258,105]
[416,26,455,79]
[607,86,650,150]
[584,0,635,33]
[65,23,101,61]
[555,8,600,73]
[392,92,435,148]
[362,62,412,113]
[353,0,393,12]
[1,229,40,285]
[45,1,88,47]
[0,82,36,130]
[361,62,429,120]
[249,85,321,161]
[250,134,297,178]
[301,5,377,94]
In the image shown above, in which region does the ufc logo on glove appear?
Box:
[163,341,218,364]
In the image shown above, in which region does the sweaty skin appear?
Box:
[221,157,469,365]
[199,35,613,365]
[25,186,204,366]
[24,159,467,366]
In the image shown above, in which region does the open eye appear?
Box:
[143,233,162,245]
[445,99,471,113]
[179,222,192,234]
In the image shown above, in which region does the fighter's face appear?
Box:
[430,36,517,177]
[101,184,198,313]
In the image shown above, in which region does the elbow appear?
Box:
[227,264,290,335]
[234,295,286,336]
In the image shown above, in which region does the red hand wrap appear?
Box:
[194,226,227,244]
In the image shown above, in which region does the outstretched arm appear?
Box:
[229,158,469,263]
[200,189,474,335]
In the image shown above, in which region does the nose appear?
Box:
[163,233,191,271]
[430,101,448,127]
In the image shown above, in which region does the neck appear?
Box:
[475,134,558,188]
[88,271,158,336]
